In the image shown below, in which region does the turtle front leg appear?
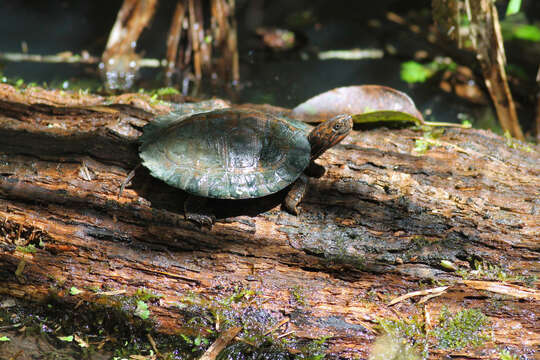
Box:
[304,161,325,178]
[283,174,308,215]
[184,195,215,228]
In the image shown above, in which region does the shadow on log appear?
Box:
[0,85,538,359]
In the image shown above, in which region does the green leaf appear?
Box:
[506,0,522,16]
[414,139,430,154]
[58,335,74,342]
[499,349,519,360]
[513,24,540,42]
[0,336,10,342]
[440,260,458,271]
[134,300,150,320]
[400,61,432,83]
[352,110,423,126]
[180,333,193,344]
[69,287,83,295]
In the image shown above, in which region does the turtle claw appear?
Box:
[304,161,325,178]
[185,212,215,228]
[184,195,215,228]
[283,203,299,216]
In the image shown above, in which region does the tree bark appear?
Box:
[0,85,538,359]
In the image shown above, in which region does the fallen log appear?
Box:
[0,84,538,359]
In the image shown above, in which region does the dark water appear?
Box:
[0,0,537,129]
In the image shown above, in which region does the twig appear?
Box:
[276,330,295,339]
[263,317,289,336]
[388,286,449,306]
[199,326,242,360]
[147,333,160,358]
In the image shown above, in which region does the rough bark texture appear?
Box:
[0,85,538,359]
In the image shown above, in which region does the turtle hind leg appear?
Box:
[282,174,308,215]
[184,195,216,228]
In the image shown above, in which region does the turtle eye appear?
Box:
[332,123,342,131]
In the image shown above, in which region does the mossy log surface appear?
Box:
[0,85,538,359]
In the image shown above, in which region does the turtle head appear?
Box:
[308,114,353,160]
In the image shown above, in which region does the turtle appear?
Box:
[138,106,353,226]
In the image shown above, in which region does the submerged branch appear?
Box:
[0,51,162,68]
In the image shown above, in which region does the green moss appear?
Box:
[369,334,421,360]
[48,78,101,92]
[216,336,329,360]
[413,128,445,154]
[15,244,37,253]
[504,131,533,153]
[433,307,491,350]
[499,348,520,360]
[134,287,163,302]
[134,300,150,320]
[377,307,491,356]
[69,286,83,295]
[218,342,289,360]
[377,315,428,358]
[294,336,329,360]
[0,295,159,358]
[0,286,333,359]
[290,285,306,306]
[457,260,538,286]
[378,316,426,349]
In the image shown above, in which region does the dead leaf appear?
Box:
[291,85,423,123]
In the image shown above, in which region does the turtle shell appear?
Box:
[139,109,311,199]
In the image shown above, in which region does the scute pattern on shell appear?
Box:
[139,109,311,199]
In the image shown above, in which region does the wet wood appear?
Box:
[165,1,187,79]
[432,0,524,140]
[0,85,538,359]
[102,0,158,64]
[471,1,523,140]
[536,66,540,142]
